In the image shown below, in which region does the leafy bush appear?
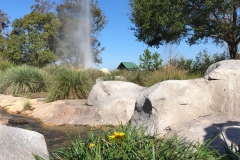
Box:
[51,124,223,159]
[0,60,14,71]
[0,65,47,94]
[45,66,94,102]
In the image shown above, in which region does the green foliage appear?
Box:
[23,101,31,110]
[45,66,94,102]
[0,65,47,94]
[56,0,107,67]
[143,66,188,87]
[1,11,60,67]
[139,49,163,71]
[0,60,14,71]
[192,50,228,75]
[51,124,223,159]
[129,0,240,59]
[0,10,10,37]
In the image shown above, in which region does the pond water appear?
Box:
[0,108,114,151]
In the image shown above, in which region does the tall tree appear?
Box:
[31,0,56,13]
[0,10,10,37]
[1,12,61,67]
[56,0,107,67]
[129,0,240,59]
[139,49,162,71]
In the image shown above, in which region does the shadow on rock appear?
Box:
[204,121,240,155]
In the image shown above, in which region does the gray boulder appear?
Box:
[130,78,213,136]
[204,60,240,113]
[130,60,240,153]
[87,81,146,125]
[0,124,49,160]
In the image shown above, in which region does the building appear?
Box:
[117,62,138,71]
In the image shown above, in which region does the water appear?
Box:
[79,0,93,68]
[0,108,114,150]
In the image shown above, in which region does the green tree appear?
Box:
[192,49,228,75]
[139,49,162,71]
[129,0,240,59]
[1,11,61,67]
[0,9,10,37]
[56,0,107,67]
[31,0,56,13]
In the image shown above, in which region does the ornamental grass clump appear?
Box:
[45,66,94,102]
[51,123,224,160]
[0,65,46,94]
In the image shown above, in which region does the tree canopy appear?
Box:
[1,11,60,67]
[0,10,10,37]
[129,0,240,59]
[139,49,163,71]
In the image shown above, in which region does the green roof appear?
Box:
[118,62,138,69]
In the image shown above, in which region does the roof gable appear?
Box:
[117,62,138,70]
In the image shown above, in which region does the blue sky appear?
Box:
[1,0,225,70]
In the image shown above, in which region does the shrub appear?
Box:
[83,68,106,82]
[45,66,94,102]
[143,66,188,87]
[0,65,47,94]
[51,123,223,159]
[0,60,14,72]
[23,101,31,110]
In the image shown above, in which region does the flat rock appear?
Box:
[30,100,102,126]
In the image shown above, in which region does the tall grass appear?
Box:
[50,123,224,159]
[108,66,189,87]
[0,59,14,71]
[45,66,94,102]
[0,65,46,94]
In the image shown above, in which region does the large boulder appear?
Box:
[0,124,49,160]
[130,60,240,153]
[87,81,146,125]
[130,78,213,136]
[203,60,240,113]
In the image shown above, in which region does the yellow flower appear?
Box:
[108,132,125,140]
[89,143,95,148]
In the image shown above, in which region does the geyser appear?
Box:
[79,0,93,69]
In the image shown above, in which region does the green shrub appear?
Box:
[51,123,223,159]
[0,60,14,71]
[83,68,106,82]
[0,65,47,94]
[46,67,94,102]
[23,101,31,110]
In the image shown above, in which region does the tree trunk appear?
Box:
[228,42,238,59]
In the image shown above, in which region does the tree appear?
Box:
[0,10,10,37]
[139,49,162,71]
[129,0,240,59]
[56,0,107,67]
[192,49,228,74]
[1,12,61,67]
[31,0,56,13]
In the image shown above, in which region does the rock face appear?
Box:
[0,124,49,160]
[129,60,240,153]
[203,60,240,113]
[130,78,213,136]
[87,81,146,125]
[30,100,101,126]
